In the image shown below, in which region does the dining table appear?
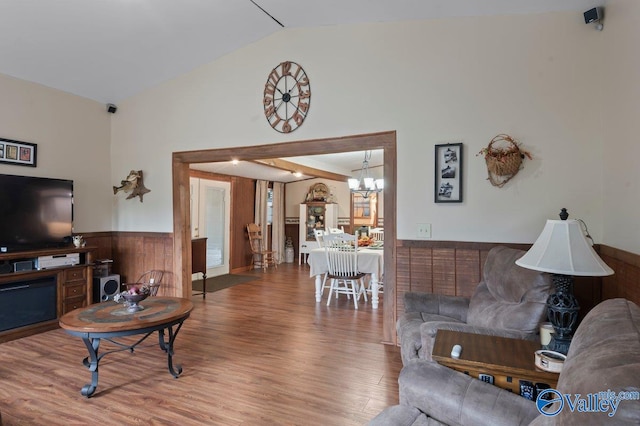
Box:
[307,246,384,309]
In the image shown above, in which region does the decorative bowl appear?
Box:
[121,292,149,312]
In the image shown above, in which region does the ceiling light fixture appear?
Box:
[348,151,383,199]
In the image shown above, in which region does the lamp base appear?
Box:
[546,274,580,355]
[547,334,572,355]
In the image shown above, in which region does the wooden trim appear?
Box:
[173,160,192,299]
[189,169,233,181]
[397,240,531,250]
[252,158,350,182]
[79,231,114,238]
[599,244,640,269]
[173,131,397,163]
[109,231,173,238]
[172,131,398,344]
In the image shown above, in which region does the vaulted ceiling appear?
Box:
[0,0,599,104]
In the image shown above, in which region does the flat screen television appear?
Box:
[0,174,74,252]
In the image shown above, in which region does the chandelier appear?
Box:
[348,151,384,199]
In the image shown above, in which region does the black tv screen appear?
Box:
[0,174,73,251]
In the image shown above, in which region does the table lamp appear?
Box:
[516,209,614,354]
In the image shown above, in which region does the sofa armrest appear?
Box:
[420,321,535,361]
[403,292,470,322]
[399,360,539,426]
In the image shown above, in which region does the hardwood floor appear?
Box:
[0,264,402,425]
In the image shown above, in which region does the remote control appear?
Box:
[478,373,494,384]
[520,380,536,401]
[451,344,462,359]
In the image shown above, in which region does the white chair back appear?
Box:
[328,227,345,234]
[313,229,326,247]
[370,228,384,242]
[323,233,360,278]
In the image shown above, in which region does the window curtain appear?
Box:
[271,182,285,263]
[254,180,269,230]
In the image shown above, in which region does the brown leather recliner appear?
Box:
[396,246,553,365]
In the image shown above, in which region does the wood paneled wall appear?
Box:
[395,241,638,323]
[396,241,530,318]
[81,232,640,336]
[600,245,640,305]
[229,176,256,273]
[83,232,174,294]
[111,232,174,290]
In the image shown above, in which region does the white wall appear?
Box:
[0,73,112,233]
[600,0,640,254]
[110,9,638,252]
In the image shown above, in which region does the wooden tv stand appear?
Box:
[0,246,94,343]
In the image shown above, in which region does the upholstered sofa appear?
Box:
[371,298,640,425]
[397,246,553,365]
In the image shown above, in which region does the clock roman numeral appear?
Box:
[281,61,292,76]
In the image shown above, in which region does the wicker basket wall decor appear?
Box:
[479,134,531,187]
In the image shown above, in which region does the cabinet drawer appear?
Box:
[63,282,86,299]
[64,267,86,283]
[63,296,86,314]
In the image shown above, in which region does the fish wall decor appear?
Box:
[113,170,151,202]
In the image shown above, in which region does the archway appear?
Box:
[172,131,397,344]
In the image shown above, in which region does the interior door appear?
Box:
[190,177,231,277]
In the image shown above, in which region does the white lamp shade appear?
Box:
[364,177,375,189]
[516,219,614,276]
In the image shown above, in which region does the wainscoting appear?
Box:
[82,233,639,344]
[83,232,175,295]
[395,240,639,326]
[600,245,640,305]
[397,241,529,318]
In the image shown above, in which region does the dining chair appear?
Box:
[369,228,384,242]
[364,229,384,295]
[246,223,277,271]
[313,229,327,246]
[124,270,164,296]
[328,227,345,234]
[313,229,329,292]
[323,233,368,309]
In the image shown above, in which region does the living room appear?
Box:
[0,0,638,424]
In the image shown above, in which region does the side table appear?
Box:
[432,330,559,396]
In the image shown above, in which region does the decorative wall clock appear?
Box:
[263,61,311,133]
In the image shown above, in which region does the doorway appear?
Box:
[190,177,231,276]
[172,131,397,344]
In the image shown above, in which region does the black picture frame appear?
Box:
[434,143,463,203]
[0,137,37,167]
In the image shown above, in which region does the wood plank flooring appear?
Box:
[0,263,402,425]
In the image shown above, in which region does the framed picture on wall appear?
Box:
[434,143,463,203]
[0,137,37,167]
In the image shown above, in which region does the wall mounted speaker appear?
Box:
[93,274,120,303]
[584,7,602,24]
